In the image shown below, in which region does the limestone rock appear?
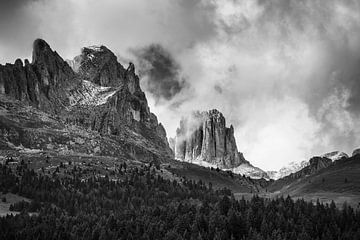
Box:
[66,46,171,153]
[288,156,332,179]
[0,39,77,114]
[174,109,247,168]
[352,148,360,157]
[0,39,173,162]
[271,151,348,180]
[321,151,348,161]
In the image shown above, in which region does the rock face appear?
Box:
[173,109,247,168]
[321,151,348,161]
[280,156,332,180]
[229,163,270,179]
[0,39,77,114]
[352,148,360,157]
[268,151,349,180]
[66,45,170,152]
[267,160,309,180]
[0,39,172,162]
[308,156,332,171]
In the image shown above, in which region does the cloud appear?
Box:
[158,0,360,169]
[235,96,321,170]
[131,44,188,103]
[1,0,360,170]
[0,0,40,61]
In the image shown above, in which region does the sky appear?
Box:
[1,0,360,170]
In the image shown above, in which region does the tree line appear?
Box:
[0,162,359,240]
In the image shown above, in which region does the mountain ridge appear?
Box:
[267,151,349,180]
[0,39,266,194]
[0,39,172,162]
[267,152,360,208]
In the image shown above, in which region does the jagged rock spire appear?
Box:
[0,39,76,111]
[0,38,173,162]
[173,109,247,168]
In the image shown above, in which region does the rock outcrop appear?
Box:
[352,148,360,157]
[267,160,309,180]
[0,39,77,114]
[268,151,349,180]
[172,109,270,179]
[173,109,247,168]
[65,45,171,152]
[0,39,172,162]
[321,151,348,161]
[280,156,332,180]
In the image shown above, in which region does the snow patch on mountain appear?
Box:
[86,45,103,52]
[267,161,309,180]
[175,157,218,169]
[68,80,117,107]
[225,163,270,180]
[320,151,348,161]
[176,157,269,179]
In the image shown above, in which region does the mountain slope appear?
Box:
[267,160,309,180]
[267,151,349,180]
[268,154,360,208]
[0,39,172,163]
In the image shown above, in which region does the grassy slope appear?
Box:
[0,95,263,195]
[267,155,360,208]
[166,161,263,193]
[0,193,31,217]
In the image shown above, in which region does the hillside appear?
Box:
[1,158,360,240]
[267,155,360,208]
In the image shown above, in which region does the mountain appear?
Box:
[226,163,270,180]
[352,148,360,157]
[0,39,76,113]
[0,39,263,194]
[271,154,338,182]
[321,151,348,161]
[266,160,309,180]
[267,153,360,208]
[267,151,348,180]
[171,109,269,179]
[0,39,172,163]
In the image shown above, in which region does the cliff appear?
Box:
[0,39,172,162]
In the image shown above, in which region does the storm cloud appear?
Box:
[132,44,187,103]
[1,0,360,170]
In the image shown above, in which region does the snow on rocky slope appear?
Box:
[268,151,349,180]
[267,161,309,180]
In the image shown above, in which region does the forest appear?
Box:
[0,161,359,240]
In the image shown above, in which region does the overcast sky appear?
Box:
[1,0,360,170]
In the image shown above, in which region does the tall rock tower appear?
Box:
[173,109,248,168]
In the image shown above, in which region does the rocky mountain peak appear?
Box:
[14,59,23,68]
[32,38,51,63]
[207,108,224,119]
[173,109,248,169]
[270,151,349,180]
[352,148,360,157]
[69,44,126,87]
[127,62,135,73]
[321,151,348,161]
[0,39,77,112]
[309,156,332,168]
[277,155,333,180]
[0,39,173,162]
[32,39,74,76]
